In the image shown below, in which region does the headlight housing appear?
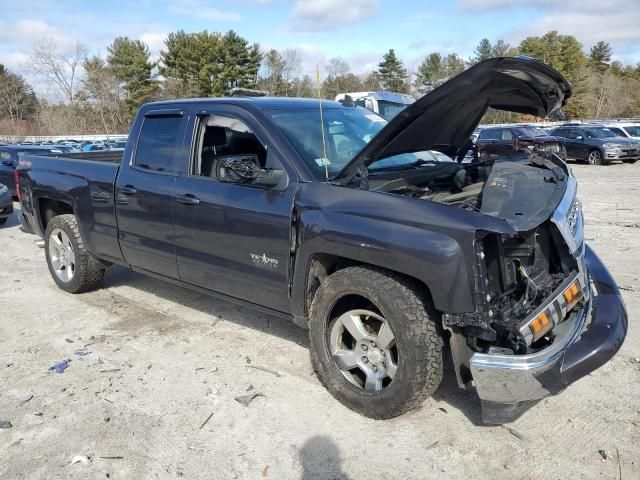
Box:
[602,143,622,150]
[566,196,582,238]
[0,184,8,195]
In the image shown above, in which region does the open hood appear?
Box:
[335,56,572,183]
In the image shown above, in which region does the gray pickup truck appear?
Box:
[17,57,627,424]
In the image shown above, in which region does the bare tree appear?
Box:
[326,57,350,78]
[80,55,125,134]
[281,48,302,96]
[28,38,88,106]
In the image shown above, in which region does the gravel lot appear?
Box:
[1,163,639,480]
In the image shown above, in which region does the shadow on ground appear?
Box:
[299,435,350,480]
[100,265,309,346]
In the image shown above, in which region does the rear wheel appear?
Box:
[586,149,603,165]
[44,214,104,293]
[308,266,443,419]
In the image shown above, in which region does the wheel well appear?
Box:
[39,198,73,231]
[305,254,434,316]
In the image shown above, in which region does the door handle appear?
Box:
[119,185,137,195]
[176,194,200,205]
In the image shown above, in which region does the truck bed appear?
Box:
[48,150,124,164]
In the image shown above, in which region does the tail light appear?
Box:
[14,168,20,200]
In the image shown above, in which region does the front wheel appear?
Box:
[44,214,105,293]
[308,266,443,419]
[586,149,604,165]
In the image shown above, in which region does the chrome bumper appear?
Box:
[469,245,627,424]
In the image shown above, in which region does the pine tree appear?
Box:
[443,53,466,77]
[107,37,158,120]
[589,41,612,73]
[415,52,444,92]
[0,64,38,123]
[472,38,493,63]
[377,49,409,93]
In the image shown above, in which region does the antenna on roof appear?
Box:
[316,65,329,182]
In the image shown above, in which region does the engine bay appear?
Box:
[364,154,580,354]
[367,161,488,212]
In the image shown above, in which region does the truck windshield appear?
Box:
[270,107,387,180]
[377,100,407,120]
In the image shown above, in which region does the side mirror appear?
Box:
[1,160,16,168]
[216,154,284,189]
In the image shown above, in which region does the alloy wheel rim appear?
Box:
[48,228,75,282]
[328,309,398,392]
[588,151,601,164]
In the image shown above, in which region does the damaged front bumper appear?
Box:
[469,245,627,424]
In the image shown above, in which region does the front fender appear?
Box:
[291,207,475,318]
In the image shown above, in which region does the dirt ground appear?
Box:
[0,163,639,480]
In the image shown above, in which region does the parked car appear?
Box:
[476,125,566,161]
[82,143,107,152]
[0,182,12,225]
[549,124,640,165]
[0,145,63,197]
[53,145,81,153]
[603,123,640,141]
[17,57,626,424]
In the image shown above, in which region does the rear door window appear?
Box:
[553,129,567,137]
[500,129,513,141]
[478,129,500,140]
[134,115,184,174]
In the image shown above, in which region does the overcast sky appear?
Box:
[1,0,639,83]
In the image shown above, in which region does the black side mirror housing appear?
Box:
[1,160,16,168]
[216,154,284,189]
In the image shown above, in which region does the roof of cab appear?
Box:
[143,96,344,111]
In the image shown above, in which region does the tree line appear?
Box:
[1,29,640,136]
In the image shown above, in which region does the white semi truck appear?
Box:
[335,91,415,120]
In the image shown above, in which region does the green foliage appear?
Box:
[518,31,587,117]
[0,64,38,123]
[589,41,612,72]
[472,38,493,63]
[160,30,261,99]
[415,52,466,92]
[321,58,365,99]
[11,28,640,135]
[415,52,444,91]
[107,37,158,121]
[376,49,409,93]
[257,48,303,97]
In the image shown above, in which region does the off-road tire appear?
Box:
[44,214,105,293]
[308,266,443,419]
